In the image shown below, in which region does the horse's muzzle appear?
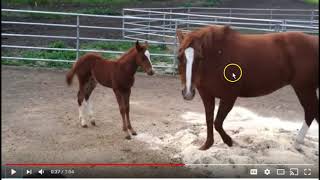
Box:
[147,69,155,76]
[182,87,195,100]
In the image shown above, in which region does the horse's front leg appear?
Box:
[123,89,137,135]
[198,88,215,150]
[215,97,236,147]
[114,89,131,140]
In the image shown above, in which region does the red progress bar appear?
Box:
[5,163,185,167]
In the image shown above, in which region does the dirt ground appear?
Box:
[1,66,319,178]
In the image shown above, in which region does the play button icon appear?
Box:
[10,169,17,175]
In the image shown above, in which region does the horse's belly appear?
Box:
[239,69,289,97]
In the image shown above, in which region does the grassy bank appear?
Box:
[1,40,173,69]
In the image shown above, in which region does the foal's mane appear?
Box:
[117,47,137,62]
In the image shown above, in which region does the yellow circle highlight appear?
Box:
[223,63,242,83]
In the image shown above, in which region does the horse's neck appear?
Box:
[118,50,138,76]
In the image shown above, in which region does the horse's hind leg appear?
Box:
[293,87,318,145]
[84,77,97,126]
[215,97,237,147]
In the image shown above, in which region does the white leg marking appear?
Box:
[79,101,88,127]
[185,47,194,94]
[144,50,153,70]
[296,121,310,144]
[86,99,95,124]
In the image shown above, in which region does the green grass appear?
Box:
[2,40,172,69]
[5,0,141,6]
[304,0,319,4]
[76,8,121,15]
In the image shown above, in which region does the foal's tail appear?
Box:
[66,53,100,86]
[66,63,77,86]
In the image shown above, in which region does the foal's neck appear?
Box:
[118,48,138,76]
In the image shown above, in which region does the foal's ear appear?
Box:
[144,41,149,48]
[135,40,143,52]
[176,30,185,43]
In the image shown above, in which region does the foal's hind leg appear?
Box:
[293,87,318,145]
[84,77,97,126]
[77,81,88,128]
[215,97,237,147]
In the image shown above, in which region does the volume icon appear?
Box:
[38,169,44,175]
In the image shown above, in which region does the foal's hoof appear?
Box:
[131,131,137,136]
[81,124,88,128]
[125,135,131,140]
[91,121,96,126]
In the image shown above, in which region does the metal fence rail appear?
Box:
[123,7,318,41]
[2,8,319,73]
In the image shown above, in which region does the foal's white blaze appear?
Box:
[185,47,194,94]
[296,121,310,144]
[144,50,153,69]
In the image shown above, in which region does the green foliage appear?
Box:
[204,0,221,6]
[304,0,319,4]
[76,8,121,15]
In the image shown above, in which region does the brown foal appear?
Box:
[66,41,154,139]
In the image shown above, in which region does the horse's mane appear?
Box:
[183,25,237,48]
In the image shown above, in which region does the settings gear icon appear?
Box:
[264,169,271,175]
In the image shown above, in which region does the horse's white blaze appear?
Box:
[296,121,310,143]
[144,50,153,69]
[185,47,194,94]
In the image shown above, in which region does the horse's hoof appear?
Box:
[91,121,96,126]
[224,137,233,147]
[199,141,213,150]
[199,145,210,150]
[131,131,137,136]
[82,124,88,128]
[125,135,131,140]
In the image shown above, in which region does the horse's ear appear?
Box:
[136,40,143,52]
[176,30,185,43]
[223,25,232,35]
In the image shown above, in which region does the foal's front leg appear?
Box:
[114,89,131,140]
[123,89,137,135]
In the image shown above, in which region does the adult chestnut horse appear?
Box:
[176,25,318,150]
[66,41,154,139]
